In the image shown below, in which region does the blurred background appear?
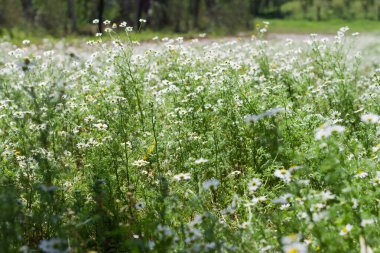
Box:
[1,0,380,39]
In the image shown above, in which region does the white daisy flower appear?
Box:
[39,238,70,253]
[315,123,345,140]
[361,113,379,124]
[274,168,291,183]
[248,178,262,192]
[202,178,219,190]
[339,224,353,236]
[173,173,191,181]
[283,242,308,253]
[93,123,108,131]
[371,171,380,185]
[360,219,375,227]
[132,159,149,167]
[354,171,368,179]
[194,158,209,164]
[135,201,145,210]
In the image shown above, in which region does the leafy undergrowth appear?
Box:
[261,19,380,34]
[0,26,379,253]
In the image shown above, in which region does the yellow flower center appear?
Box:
[287,248,298,253]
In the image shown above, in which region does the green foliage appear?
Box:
[258,18,380,33]
[0,25,380,252]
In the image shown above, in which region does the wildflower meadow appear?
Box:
[0,23,379,252]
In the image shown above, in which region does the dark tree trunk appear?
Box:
[120,0,129,18]
[301,0,308,19]
[362,0,372,19]
[20,0,35,22]
[205,0,217,26]
[136,0,143,25]
[119,0,134,24]
[344,0,351,19]
[363,4,368,19]
[316,5,321,21]
[274,0,282,17]
[174,16,180,32]
[98,0,105,32]
[67,0,78,33]
[205,0,216,14]
[249,0,262,16]
[192,0,201,29]
[155,0,169,28]
[0,0,5,25]
[136,0,151,26]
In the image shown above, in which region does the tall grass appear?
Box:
[0,24,379,252]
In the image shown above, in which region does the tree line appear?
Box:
[1,0,380,36]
